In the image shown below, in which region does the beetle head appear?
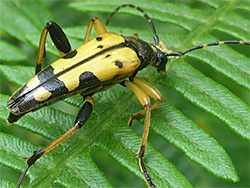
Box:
[153,48,168,73]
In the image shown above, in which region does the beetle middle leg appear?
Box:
[83,17,107,44]
[16,96,94,188]
[123,80,156,188]
[128,77,162,127]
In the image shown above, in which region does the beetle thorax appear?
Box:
[124,36,158,71]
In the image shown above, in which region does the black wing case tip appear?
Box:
[7,112,22,124]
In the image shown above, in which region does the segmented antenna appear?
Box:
[166,40,250,56]
[16,165,29,188]
[106,4,159,46]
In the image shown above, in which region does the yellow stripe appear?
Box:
[51,33,125,75]
[57,47,140,91]
[85,96,94,106]
[33,87,52,102]
[26,75,40,89]
[49,32,139,92]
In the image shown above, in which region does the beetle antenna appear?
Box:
[106,4,159,46]
[16,165,30,188]
[165,40,250,57]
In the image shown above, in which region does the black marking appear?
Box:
[8,65,69,115]
[7,42,127,116]
[7,84,39,115]
[115,60,123,68]
[7,88,39,115]
[37,66,55,83]
[62,50,77,59]
[7,85,30,109]
[79,71,100,87]
[207,42,219,46]
[96,37,102,41]
[18,96,39,114]
[27,150,45,166]
[129,70,138,81]
[36,64,42,74]
[105,54,111,58]
[56,43,126,77]
[124,36,155,71]
[138,145,145,158]
[75,100,93,125]
[139,158,155,187]
[97,45,103,49]
[46,21,71,53]
[7,112,22,124]
[120,81,126,87]
[38,66,69,99]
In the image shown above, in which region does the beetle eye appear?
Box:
[154,49,167,72]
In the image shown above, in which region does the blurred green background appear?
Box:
[0,0,249,187]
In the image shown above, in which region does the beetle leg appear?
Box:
[128,77,162,127]
[36,21,72,74]
[124,80,155,188]
[133,33,139,39]
[83,17,107,44]
[16,96,93,188]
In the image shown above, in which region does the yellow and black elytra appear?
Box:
[6,4,249,188]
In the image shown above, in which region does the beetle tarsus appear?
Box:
[16,165,30,188]
[139,158,156,188]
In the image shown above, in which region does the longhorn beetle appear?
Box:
[6,4,249,188]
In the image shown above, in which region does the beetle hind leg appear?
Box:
[124,80,156,188]
[36,21,72,74]
[137,105,156,188]
[15,96,94,188]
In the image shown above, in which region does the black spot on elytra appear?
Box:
[38,66,68,98]
[62,50,77,59]
[96,37,102,41]
[115,60,123,68]
[97,45,103,49]
[79,71,100,87]
[105,54,111,58]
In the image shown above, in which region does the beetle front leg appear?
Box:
[36,21,72,74]
[128,77,162,127]
[16,96,94,188]
[124,81,155,188]
[83,17,107,44]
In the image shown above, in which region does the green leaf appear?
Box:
[0,0,249,187]
[150,102,239,181]
[160,59,250,140]
[0,65,34,86]
[0,0,54,42]
[0,41,28,62]
[0,179,16,188]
